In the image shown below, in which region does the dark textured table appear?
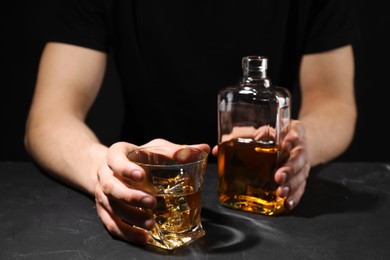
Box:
[1,161,389,259]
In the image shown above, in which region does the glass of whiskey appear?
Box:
[127,145,208,250]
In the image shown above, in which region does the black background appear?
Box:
[1,0,389,162]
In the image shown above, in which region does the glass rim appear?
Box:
[127,145,208,167]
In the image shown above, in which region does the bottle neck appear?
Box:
[240,56,270,87]
[241,70,267,82]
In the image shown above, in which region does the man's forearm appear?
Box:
[25,113,108,195]
[299,101,357,167]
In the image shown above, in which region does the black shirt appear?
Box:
[42,0,359,151]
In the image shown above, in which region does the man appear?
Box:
[25,0,358,245]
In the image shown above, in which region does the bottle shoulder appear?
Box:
[218,80,274,96]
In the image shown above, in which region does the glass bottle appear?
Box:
[217,56,291,215]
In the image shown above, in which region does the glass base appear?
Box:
[147,225,205,250]
[220,195,287,216]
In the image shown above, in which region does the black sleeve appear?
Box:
[303,0,360,54]
[38,0,111,52]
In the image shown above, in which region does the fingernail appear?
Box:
[281,186,290,196]
[131,170,142,181]
[144,218,155,230]
[287,199,295,209]
[141,196,154,208]
[281,172,288,184]
[176,147,191,161]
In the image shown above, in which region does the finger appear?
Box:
[174,145,210,163]
[142,139,210,156]
[110,198,156,229]
[284,178,308,210]
[95,184,155,230]
[277,144,309,180]
[275,146,310,195]
[282,120,306,150]
[97,164,157,209]
[283,160,310,194]
[289,145,309,175]
[211,145,218,157]
[276,159,310,204]
[134,141,210,163]
[106,142,146,182]
[188,143,211,155]
[96,203,150,245]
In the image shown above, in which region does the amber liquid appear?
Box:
[148,188,204,250]
[218,138,286,215]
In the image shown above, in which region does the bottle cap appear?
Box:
[242,56,268,73]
